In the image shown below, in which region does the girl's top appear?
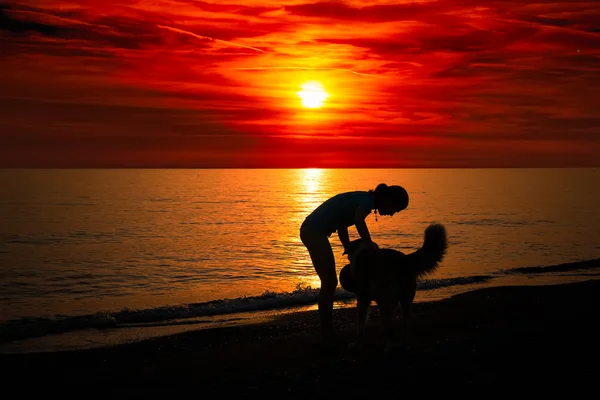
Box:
[302,191,375,236]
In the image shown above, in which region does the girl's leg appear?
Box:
[300,227,337,344]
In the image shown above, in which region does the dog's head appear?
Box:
[343,238,379,264]
[340,239,379,293]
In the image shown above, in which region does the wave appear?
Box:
[0,275,493,344]
[451,218,555,227]
[503,258,600,274]
[2,231,121,245]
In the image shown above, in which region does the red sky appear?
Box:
[1,0,599,168]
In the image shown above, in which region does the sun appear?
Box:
[297,81,329,109]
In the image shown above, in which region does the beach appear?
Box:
[2,278,598,391]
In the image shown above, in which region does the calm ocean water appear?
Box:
[1,168,600,352]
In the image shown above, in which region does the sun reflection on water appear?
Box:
[286,168,330,290]
[301,168,322,197]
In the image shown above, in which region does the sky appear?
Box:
[1,0,599,168]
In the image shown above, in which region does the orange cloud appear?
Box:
[1,0,599,167]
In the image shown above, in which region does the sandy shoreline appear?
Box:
[2,277,599,390]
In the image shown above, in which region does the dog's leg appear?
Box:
[379,303,396,352]
[394,300,402,320]
[349,297,370,350]
[399,300,412,350]
[365,305,372,323]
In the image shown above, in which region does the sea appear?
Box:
[1,168,599,353]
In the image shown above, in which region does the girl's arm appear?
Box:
[337,226,350,251]
[353,204,373,244]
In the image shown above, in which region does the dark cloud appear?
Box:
[313,23,534,57]
[0,3,57,34]
[284,1,455,22]
[172,0,280,16]
[0,3,280,55]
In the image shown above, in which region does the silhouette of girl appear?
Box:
[299,183,409,348]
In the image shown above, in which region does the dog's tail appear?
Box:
[406,223,447,279]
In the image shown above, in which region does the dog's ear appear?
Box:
[343,239,363,255]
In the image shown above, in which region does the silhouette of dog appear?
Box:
[340,223,448,351]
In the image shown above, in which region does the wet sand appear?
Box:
[2,279,599,391]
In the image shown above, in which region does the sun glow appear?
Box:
[297,81,329,109]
